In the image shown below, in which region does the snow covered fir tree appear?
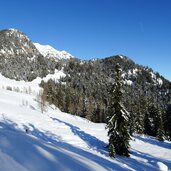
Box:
[106,63,130,157]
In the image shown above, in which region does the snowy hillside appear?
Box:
[0,69,65,95]
[0,74,171,171]
[34,43,74,60]
[0,29,55,81]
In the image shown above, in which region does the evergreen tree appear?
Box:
[164,104,171,140]
[106,63,130,157]
[157,115,164,141]
[144,103,160,137]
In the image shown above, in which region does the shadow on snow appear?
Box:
[0,120,125,171]
[50,117,107,155]
[133,134,171,150]
[1,119,171,171]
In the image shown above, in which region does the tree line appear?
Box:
[40,56,171,156]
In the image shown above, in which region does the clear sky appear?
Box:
[0,0,171,81]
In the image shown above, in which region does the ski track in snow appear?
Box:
[0,72,171,171]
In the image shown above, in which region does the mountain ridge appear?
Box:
[0,28,170,83]
[34,42,74,60]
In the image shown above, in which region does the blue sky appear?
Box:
[0,0,171,80]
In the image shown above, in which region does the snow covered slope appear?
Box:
[0,75,171,171]
[34,43,74,60]
[0,69,65,95]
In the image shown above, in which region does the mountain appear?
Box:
[41,56,171,122]
[0,29,49,81]
[0,29,72,81]
[34,42,73,60]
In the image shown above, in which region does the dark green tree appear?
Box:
[144,103,160,137]
[164,104,171,140]
[157,115,164,141]
[106,63,130,157]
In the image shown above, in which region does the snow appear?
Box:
[9,28,18,32]
[130,134,171,171]
[7,29,30,40]
[0,73,171,170]
[0,69,65,95]
[34,43,74,60]
[124,80,133,86]
[0,49,5,54]
[157,78,163,85]
[7,28,19,35]
[150,72,156,79]
[119,55,124,59]
[150,72,163,85]
[132,68,138,76]
[157,162,168,171]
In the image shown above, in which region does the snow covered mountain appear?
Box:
[0,28,73,81]
[34,42,74,60]
[0,29,39,57]
[0,29,49,81]
[0,73,171,171]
